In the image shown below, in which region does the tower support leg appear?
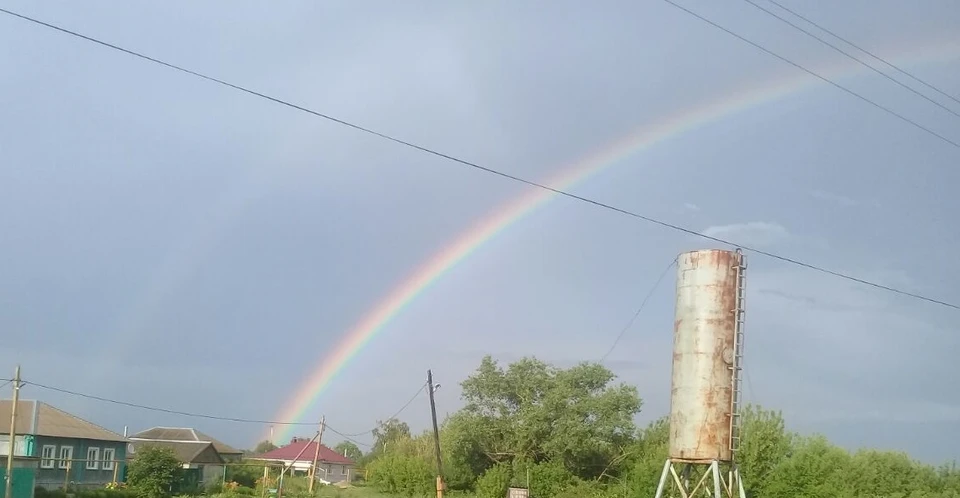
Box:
[651,460,747,498]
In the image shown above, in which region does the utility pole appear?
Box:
[427,370,444,498]
[307,416,325,494]
[5,366,21,498]
[276,431,319,498]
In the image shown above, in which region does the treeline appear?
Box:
[357,356,960,498]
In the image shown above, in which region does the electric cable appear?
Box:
[658,0,960,149]
[764,0,960,107]
[332,381,429,437]
[599,257,678,362]
[739,0,960,120]
[0,6,957,310]
[20,378,426,447]
[22,379,314,425]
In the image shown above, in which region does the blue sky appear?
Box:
[1,1,959,463]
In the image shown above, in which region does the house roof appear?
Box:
[0,400,127,443]
[250,440,354,466]
[129,440,224,465]
[129,427,242,455]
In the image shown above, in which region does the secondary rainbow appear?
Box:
[270,39,960,442]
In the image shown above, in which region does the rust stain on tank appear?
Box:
[668,249,739,463]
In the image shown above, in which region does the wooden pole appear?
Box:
[307,416,325,494]
[276,431,320,498]
[427,370,443,498]
[4,366,21,498]
[63,462,71,491]
[260,466,268,498]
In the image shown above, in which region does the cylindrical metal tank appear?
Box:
[668,249,740,463]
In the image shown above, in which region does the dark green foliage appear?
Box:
[34,488,66,498]
[36,488,138,498]
[225,465,262,489]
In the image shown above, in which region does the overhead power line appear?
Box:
[658,0,960,150]
[334,381,429,437]
[23,379,313,425]
[740,0,960,121]
[21,378,424,446]
[600,257,678,362]
[1,7,958,311]
[764,0,960,107]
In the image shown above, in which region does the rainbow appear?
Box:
[261,38,960,441]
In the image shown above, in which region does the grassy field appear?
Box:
[251,479,476,498]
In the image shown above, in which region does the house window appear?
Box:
[59,446,74,469]
[340,465,347,475]
[1,436,29,457]
[40,445,57,469]
[86,447,100,470]
[102,448,116,471]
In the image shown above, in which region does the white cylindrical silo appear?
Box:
[668,249,742,463]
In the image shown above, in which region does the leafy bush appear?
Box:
[127,446,183,498]
[80,489,139,498]
[551,480,613,498]
[226,465,266,489]
[508,459,576,498]
[35,488,67,498]
[36,487,141,498]
[230,485,256,496]
[475,464,511,498]
[367,454,433,497]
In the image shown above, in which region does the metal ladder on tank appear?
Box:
[729,249,747,455]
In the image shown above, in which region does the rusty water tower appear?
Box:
[653,249,748,498]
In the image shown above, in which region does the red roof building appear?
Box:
[248,437,355,483]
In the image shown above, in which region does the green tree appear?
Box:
[334,441,363,461]
[372,418,412,453]
[127,446,183,498]
[622,416,670,496]
[737,405,795,497]
[455,355,641,479]
[253,440,278,454]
